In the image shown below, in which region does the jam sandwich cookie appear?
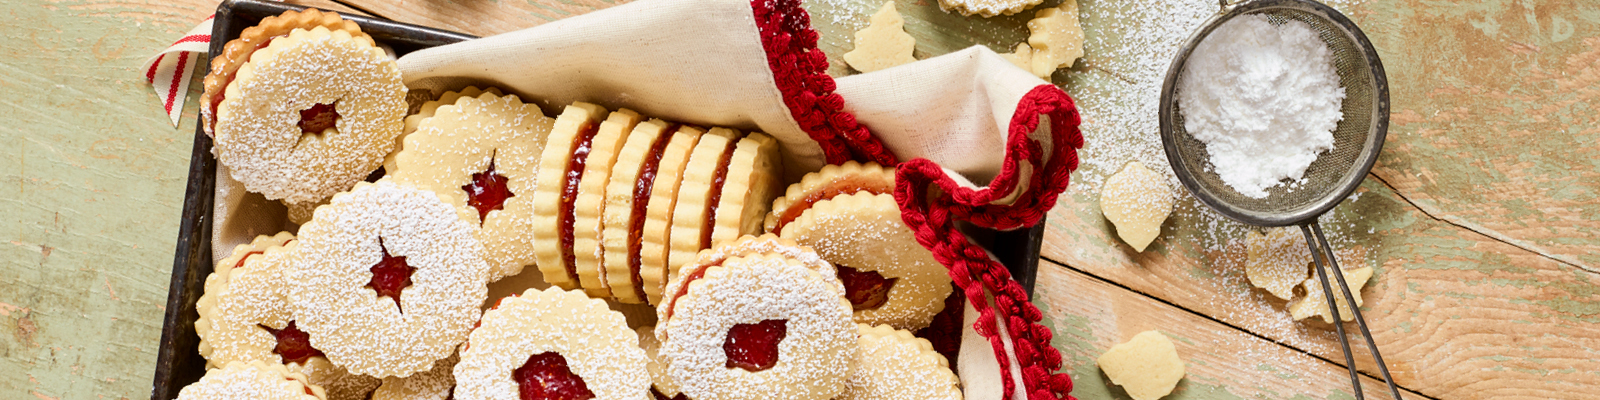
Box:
[196,233,382,400]
[602,120,682,304]
[637,126,706,305]
[707,132,784,250]
[289,180,490,378]
[838,324,962,400]
[657,242,857,400]
[764,161,895,235]
[572,109,646,297]
[455,287,650,400]
[386,86,505,173]
[391,91,555,281]
[371,354,458,400]
[176,360,327,400]
[532,102,611,291]
[665,128,741,282]
[656,234,842,329]
[213,25,407,204]
[200,8,370,138]
[779,191,953,331]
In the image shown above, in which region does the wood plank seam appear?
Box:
[328,0,388,20]
[1367,172,1595,274]
[1038,257,1443,400]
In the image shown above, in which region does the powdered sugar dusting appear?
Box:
[655,234,844,331]
[661,254,857,400]
[176,361,324,400]
[289,180,489,378]
[838,324,961,400]
[454,287,648,400]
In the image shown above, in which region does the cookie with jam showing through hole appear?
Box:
[455,287,649,400]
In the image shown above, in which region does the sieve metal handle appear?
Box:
[1301,222,1404,400]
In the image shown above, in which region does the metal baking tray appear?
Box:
[152,0,1042,397]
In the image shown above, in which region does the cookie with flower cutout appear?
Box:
[288,180,489,378]
[532,102,611,291]
[1100,161,1175,252]
[602,120,684,304]
[200,8,370,138]
[196,233,383,400]
[572,109,646,297]
[636,126,705,305]
[657,244,857,400]
[391,91,554,281]
[838,324,962,400]
[371,354,458,400]
[214,26,407,204]
[455,287,649,400]
[176,360,327,400]
[780,191,953,331]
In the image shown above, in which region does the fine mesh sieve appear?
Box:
[1158,0,1401,399]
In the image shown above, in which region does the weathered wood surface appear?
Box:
[1,0,1594,399]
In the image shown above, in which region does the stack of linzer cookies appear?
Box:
[184,9,965,400]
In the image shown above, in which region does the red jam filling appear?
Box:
[462,159,515,224]
[233,251,265,269]
[559,122,603,284]
[723,319,787,372]
[514,352,595,400]
[367,239,415,312]
[627,125,678,300]
[260,320,323,365]
[837,265,897,311]
[298,102,340,135]
[664,262,717,321]
[771,177,894,234]
[699,137,741,249]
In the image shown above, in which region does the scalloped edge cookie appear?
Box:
[455,287,649,400]
[666,128,742,282]
[638,126,705,305]
[602,119,678,303]
[176,360,328,400]
[838,324,962,400]
[573,109,645,298]
[708,132,784,250]
[765,161,895,234]
[201,9,371,138]
[532,102,611,290]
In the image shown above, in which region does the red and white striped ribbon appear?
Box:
[143,16,215,127]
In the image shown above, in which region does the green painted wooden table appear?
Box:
[2,0,1595,399]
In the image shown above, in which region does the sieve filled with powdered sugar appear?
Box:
[1157,0,1401,399]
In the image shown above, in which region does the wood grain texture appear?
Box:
[1042,177,1600,399]
[1035,260,1430,400]
[1358,0,1600,270]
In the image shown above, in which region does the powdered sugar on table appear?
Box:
[1178,14,1346,199]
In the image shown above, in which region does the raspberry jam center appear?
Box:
[298,102,339,135]
[723,319,787,372]
[367,239,415,312]
[838,265,897,311]
[260,320,323,365]
[462,159,514,224]
[514,352,595,400]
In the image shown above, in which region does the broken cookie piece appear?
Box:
[843,1,917,73]
[1097,330,1185,400]
[1290,266,1375,323]
[1246,227,1313,301]
[1100,161,1175,252]
[1025,0,1084,78]
[999,43,1032,72]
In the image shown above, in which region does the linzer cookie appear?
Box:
[938,0,1044,17]
[602,119,680,304]
[765,161,895,235]
[532,102,610,291]
[780,192,953,331]
[390,91,554,281]
[638,126,705,305]
[573,109,645,297]
[288,180,489,378]
[385,86,505,173]
[214,26,406,204]
[657,251,857,400]
[707,132,784,249]
[175,360,327,400]
[200,8,370,138]
[656,234,843,330]
[370,354,457,400]
[455,288,649,400]
[838,324,962,400]
[196,233,382,400]
[666,128,742,281]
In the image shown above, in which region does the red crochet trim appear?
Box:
[750,0,898,166]
[895,85,1084,400]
